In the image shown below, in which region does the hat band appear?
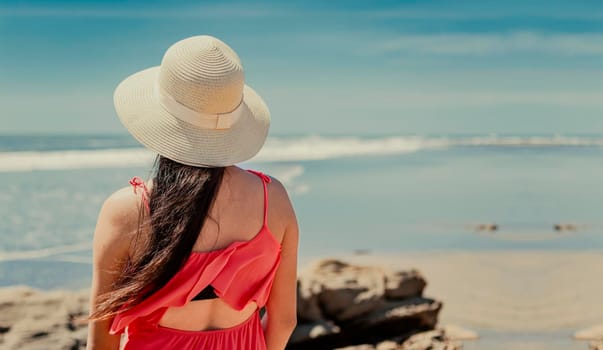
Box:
[156,85,243,130]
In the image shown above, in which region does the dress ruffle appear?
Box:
[109,227,281,335]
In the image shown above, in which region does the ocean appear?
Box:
[1,133,603,289]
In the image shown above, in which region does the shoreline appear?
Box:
[2,250,603,348]
[334,250,603,349]
[338,251,603,331]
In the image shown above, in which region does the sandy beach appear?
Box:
[336,250,603,349]
[1,250,602,349]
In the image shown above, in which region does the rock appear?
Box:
[312,260,386,322]
[334,341,401,350]
[330,329,463,350]
[574,324,603,340]
[384,270,426,300]
[299,259,429,322]
[297,279,324,322]
[474,223,498,232]
[336,344,377,350]
[290,259,448,350]
[401,329,462,350]
[345,298,442,335]
[290,298,441,349]
[289,320,341,344]
[440,324,479,340]
[375,340,401,350]
[288,319,345,350]
[554,223,578,232]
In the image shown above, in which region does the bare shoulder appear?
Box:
[266,175,289,200]
[93,185,143,253]
[265,175,298,231]
[101,185,142,225]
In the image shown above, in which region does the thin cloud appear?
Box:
[267,86,603,107]
[390,91,603,107]
[0,4,286,19]
[3,3,603,21]
[379,32,603,56]
[361,9,603,20]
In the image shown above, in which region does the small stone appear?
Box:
[376,340,400,350]
[335,344,376,350]
[289,320,340,344]
[401,329,462,350]
[441,324,479,340]
[30,331,50,338]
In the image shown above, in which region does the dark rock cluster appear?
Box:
[287,259,462,350]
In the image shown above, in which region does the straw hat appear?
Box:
[114,35,270,167]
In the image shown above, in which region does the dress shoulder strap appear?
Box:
[246,169,271,226]
[129,176,150,212]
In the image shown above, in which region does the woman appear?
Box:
[86,35,298,350]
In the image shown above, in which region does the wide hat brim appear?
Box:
[114,66,270,167]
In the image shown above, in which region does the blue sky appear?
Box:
[1,0,603,135]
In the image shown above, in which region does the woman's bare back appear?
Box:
[147,166,285,331]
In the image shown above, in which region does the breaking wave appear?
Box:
[1,135,602,172]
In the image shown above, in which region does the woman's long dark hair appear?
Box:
[89,155,225,320]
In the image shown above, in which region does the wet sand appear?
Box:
[335,250,603,349]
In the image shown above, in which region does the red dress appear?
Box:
[109,170,282,349]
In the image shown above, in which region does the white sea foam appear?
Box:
[0,148,155,172]
[1,135,602,172]
[0,242,92,262]
[267,164,309,195]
